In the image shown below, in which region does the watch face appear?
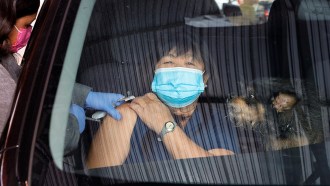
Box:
[165,122,175,131]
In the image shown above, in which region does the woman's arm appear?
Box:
[162,128,234,159]
[130,93,233,160]
[86,104,137,168]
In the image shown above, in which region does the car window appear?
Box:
[41,0,330,185]
[49,0,96,169]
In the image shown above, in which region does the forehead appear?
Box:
[167,48,199,58]
[16,13,37,25]
[158,51,205,65]
[166,49,203,62]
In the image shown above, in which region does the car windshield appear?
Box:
[35,0,330,185]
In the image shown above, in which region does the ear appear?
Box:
[203,73,210,85]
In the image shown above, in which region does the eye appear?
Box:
[163,61,173,64]
[186,61,195,66]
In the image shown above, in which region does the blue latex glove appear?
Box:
[85,92,125,120]
[69,104,86,133]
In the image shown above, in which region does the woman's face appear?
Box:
[155,48,208,121]
[8,13,37,47]
[156,48,205,71]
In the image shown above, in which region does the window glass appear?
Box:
[49,0,95,169]
[46,0,330,185]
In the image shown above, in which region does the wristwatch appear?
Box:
[157,121,177,141]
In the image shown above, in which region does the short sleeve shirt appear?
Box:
[124,103,241,164]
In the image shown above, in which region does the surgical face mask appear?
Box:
[11,25,32,53]
[151,67,205,108]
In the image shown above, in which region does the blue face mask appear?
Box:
[151,67,205,108]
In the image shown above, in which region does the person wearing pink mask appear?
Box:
[0,0,40,136]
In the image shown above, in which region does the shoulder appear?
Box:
[0,54,16,65]
[103,103,137,126]
[0,54,21,81]
[117,103,137,119]
[0,64,16,86]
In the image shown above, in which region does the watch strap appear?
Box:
[157,121,177,141]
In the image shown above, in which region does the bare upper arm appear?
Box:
[102,103,137,126]
[87,103,138,168]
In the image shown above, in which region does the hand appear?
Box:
[129,93,174,133]
[85,91,125,120]
[69,104,86,133]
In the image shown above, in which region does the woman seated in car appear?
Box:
[86,28,238,168]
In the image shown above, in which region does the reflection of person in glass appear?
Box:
[87,30,235,168]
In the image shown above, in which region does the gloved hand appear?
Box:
[85,91,125,120]
[69,104,86,133]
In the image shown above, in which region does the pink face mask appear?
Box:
[11,25,33,53]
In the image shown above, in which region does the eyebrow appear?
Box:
[164,53,177,57]
[165,52,195,58]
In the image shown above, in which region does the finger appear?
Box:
[109,93,125,102]
[131,96,148,108]
[70,104,86,133]
[129,102,143,115]
[115,100,125,107]
[145,93,159,101]
[107,94,125,107]
[106,107,122,120]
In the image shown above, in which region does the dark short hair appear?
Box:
[154,27,204,64]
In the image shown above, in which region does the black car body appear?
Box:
[1,0,330,185]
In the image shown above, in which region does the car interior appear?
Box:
[31,0,330,185]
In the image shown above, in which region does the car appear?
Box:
[256,1,273,22]
[1,0,330,185]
